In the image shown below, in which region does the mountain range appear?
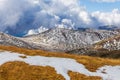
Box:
[1,27,120,55]
[0,27,120,80]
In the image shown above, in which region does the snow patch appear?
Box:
[97,66,120,80]
[0,51,120,80]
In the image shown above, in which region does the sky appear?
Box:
[0,0,120,36]
[80,0,120,12]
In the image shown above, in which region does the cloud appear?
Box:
[27,26,48,35]
[33,0,92,28]
[92,9,120,26]
[0,0,34,31]
[56,19,75,29]
[0,0,120,36]
[91,0,120,2]
[0,0,94,36]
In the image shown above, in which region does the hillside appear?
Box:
[0,28,120,53]
[94,34,120,50]
[22,28,119,52]
[0,32,36,49]
[0,46,120,80]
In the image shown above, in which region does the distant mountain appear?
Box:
[94,34,120,51]
[1,27,120,53]
[98,25,119,31]
[22,28,119,52]
[0,32,36,49]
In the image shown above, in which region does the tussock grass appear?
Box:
[0,61,102,80]
[0,45,120,80]
[0,45,120,72]
[68,71,101,80]
[0,61,65,80]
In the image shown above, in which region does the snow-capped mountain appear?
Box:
[1,28,120,52]
[22,28,119,52]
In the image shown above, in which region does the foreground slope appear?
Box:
[0,46,120,80]
[0,51,120,80]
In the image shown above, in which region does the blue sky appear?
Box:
[80,0,120,12]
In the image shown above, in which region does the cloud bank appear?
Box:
[0,0,120,36]
[92,9,120,26]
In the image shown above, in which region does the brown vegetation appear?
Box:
[0,61,103,80]
[0,61,65,80]
[0,45,120,72]
[86,50,120,59]
[68,71,101,80]
[0,45,120,80]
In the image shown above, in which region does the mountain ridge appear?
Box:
[22,28,119,52]
[0,28,120,53]
[0,32,37,49]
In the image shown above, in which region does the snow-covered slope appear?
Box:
[94,34,120,50]
[22,28,119,52]
[0,32,35,49]
[0,28,120,52]
[0,51,120,80]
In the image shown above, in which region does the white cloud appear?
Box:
[92,9,120,26]
[56,19,75,29]
[27,26,48,35]
[0,0,34,31]
[92,0,120,2]
[0,0,120,36]
[33,0,92,28]
[0,0,93,33]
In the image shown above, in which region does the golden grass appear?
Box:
[0,45,120,72]
[68,71,102,80]
[0,45,120,80]
[0,61,102,80]
[0,61,65,80]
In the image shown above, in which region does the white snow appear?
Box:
[0,51,120,80]
[97,66,120,80]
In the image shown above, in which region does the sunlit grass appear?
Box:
[0,46,120,72]
[0,61,65,80]
[0,45,120,80]
[68,71,101,80]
